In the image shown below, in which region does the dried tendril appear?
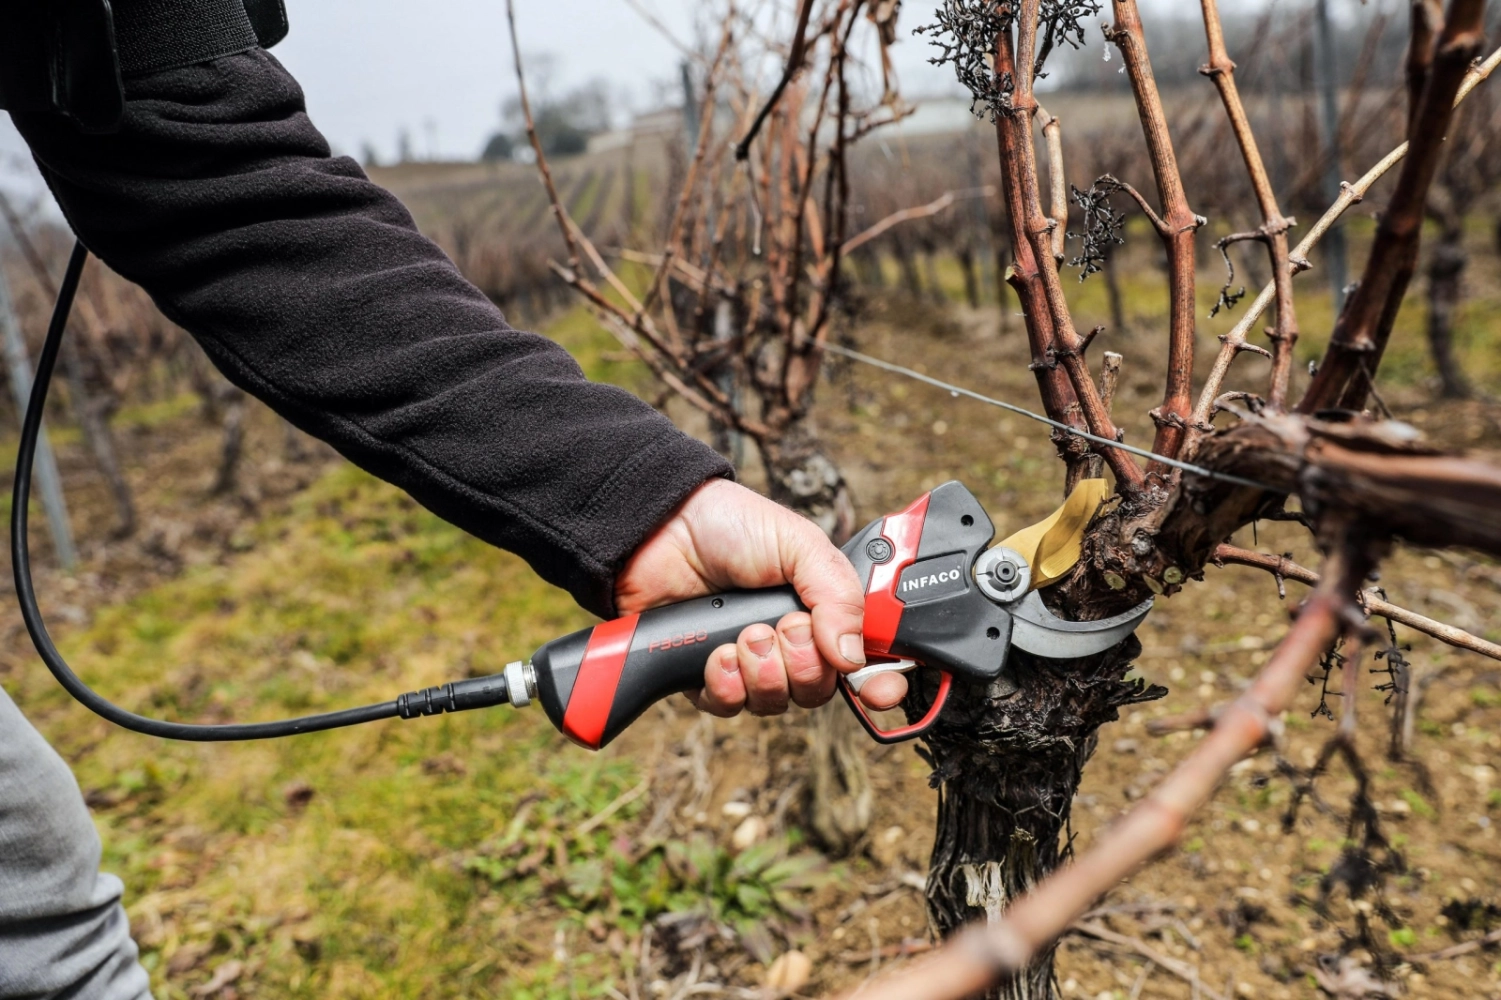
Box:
[914,0,1017,120]
[915,0,1101,119]
[1066,177,1127,280]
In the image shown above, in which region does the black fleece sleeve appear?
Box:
[10,48,731,618]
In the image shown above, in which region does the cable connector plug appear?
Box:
[397,674,510,719]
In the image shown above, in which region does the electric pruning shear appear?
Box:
[489,480,1154,749]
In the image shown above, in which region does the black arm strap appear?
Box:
[0,0,287,133]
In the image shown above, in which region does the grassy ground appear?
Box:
[4,220,1501,998]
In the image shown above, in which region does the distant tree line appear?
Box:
[484,77,614,161]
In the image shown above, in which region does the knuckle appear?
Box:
[782,651,827,687]
[819,599,865,620]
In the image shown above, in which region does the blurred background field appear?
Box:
[3,1,1501,997]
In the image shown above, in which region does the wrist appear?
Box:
[615,476,735,613]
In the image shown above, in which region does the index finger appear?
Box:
[778,517,866,674]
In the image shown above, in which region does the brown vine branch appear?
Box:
[805,3,863,350]
[1210,45,1500,374]
[1197,413,1501,561]
[509,3,749,432]
[778,0,872,422]
[613,248,734,297]
[545,247,736,417]
[1213,543,1501,661]
[1298,0,1489,414]
[1407,0,1445,139]
[845,101,917,144]
[1190,0,1300,426]
[1070,921,1229,1000]
[840,187,995,255]
[1074,351,1124,490]
[646,25,737,341]
[587,298,772,438]
[567,216,646,313]
[842,536,1370,1000]
[1035,104,1066,263]
[1103,176,1168,236]
[1144,705,1219,737]
[1104,0,1201,468]
[1415,927,1501,961]
[548,259,764,435]
[1099,351,1123,415]
[990,20,1091,483]
[734,0,816,160]
[506,0,580,274]
[996,2,1143,489]
[781,0,852,357]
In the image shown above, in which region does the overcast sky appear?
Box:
[2,0,968,207]
[3,0,1376,211]
[272,0,963,162]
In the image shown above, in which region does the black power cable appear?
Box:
[12,241,511,740]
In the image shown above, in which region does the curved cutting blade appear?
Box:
[1009,591,1153,660]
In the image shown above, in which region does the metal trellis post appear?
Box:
[0,264,78,570]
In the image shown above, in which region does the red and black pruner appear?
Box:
[494,482,1153,750]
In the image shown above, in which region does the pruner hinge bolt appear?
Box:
[975,546,1031,604]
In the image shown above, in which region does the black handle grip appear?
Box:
[532,587,805,749]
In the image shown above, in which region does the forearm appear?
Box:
[11,49,729,616]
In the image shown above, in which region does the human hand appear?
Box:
[615,479,908,716]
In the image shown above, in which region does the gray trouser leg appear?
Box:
[0,686,153,1000]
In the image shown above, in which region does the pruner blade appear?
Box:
[1008,591,1153,660]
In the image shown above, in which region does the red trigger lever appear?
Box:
[836,661,952,744]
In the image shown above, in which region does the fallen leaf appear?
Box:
[165,941,212,976]
[191,959,244,998]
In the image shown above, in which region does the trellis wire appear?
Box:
[822,343,1281,493]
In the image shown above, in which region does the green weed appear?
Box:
[1473,688,1501,709]
[1401,790,1438,821]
